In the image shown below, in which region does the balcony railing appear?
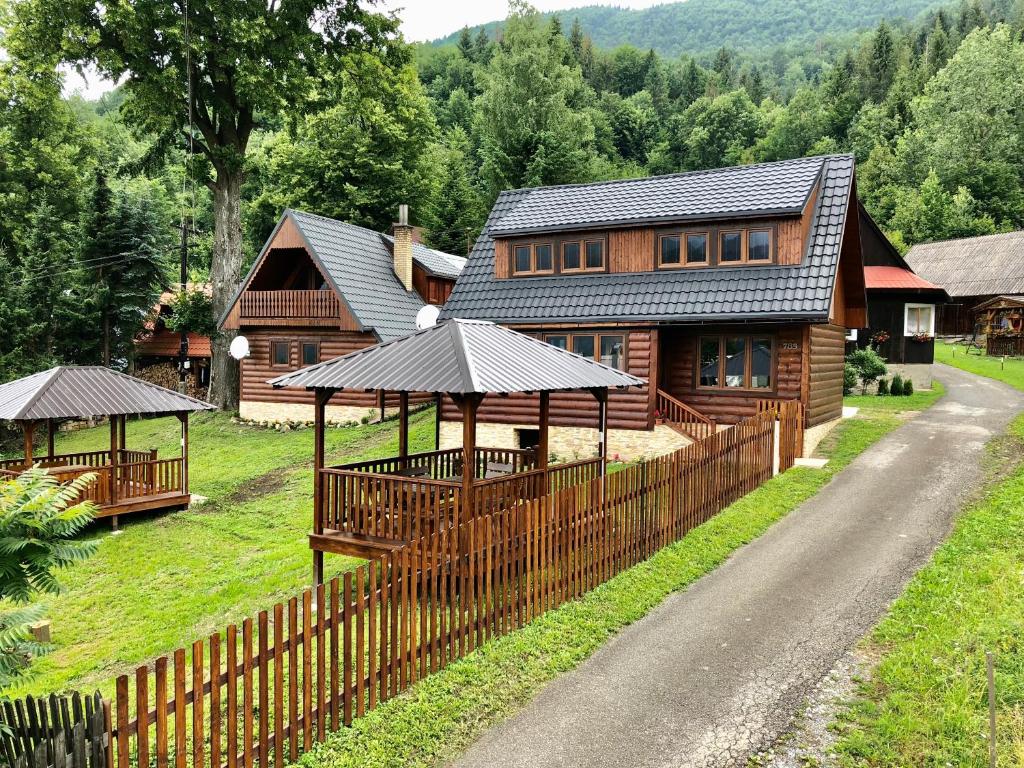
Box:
[239,290,340,321]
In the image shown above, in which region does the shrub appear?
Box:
[0,469,98,685]
[876,378,889,395]
[846,348,888,395]
[891,373,904,396]
[843,363,858,395]
[903,378,914,396]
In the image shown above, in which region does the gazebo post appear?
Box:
[46,419,56,459]
[118,415,127,461]
[434,393,442,451]
[591,388,609,474]
[312,388,334,587]
[22,421,35,466]
[176,412,189,495]
[456,393,482,526]
[538,391,550,474]
[109,415,120,530]
[398,391,410,459]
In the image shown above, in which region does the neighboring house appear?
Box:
[973,294,1024,357]
[850,210,948,388]
[905,230,1024,336]
[220,208,466,423]
[440,155,869,460]
[135,283,213,393]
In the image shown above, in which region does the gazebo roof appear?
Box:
[269,319,645,394]
[0,366,216,421]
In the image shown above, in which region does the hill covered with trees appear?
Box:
[431,0,946,57]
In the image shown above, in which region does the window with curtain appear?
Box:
[698,336,774,390]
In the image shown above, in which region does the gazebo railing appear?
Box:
[332,446,538,480]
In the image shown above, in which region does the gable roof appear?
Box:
[269,319,644,395]
[223,210,466,342]
[864,266,944,292]
[442,155,856,325]
[0,367,215,421]
[904,230,1024,299]
[488,155,825,236]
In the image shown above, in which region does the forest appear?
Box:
[0,0,1022,406]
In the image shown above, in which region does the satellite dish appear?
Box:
[415,305,441,330]
[229,335,251,360]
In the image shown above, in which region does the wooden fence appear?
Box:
[0,692,108,768]
[102,409,787,768]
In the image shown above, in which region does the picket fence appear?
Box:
[49,406,797,768]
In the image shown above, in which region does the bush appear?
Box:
[876,378,889,395]
[903,378,914,396]
[891,373,904,396]
[846,348,888,395]
[843,363,858,395]
[843,362,860,393]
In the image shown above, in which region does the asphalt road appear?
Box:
[450,365,1024,768]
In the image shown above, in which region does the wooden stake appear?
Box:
[398,391,409,458]
[987,651,997,768]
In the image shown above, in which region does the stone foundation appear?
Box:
[802,415,843,459]
[239,400,373,426]
[438,421,692,462]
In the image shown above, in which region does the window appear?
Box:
[747,230,771,261]
[698,336,774,390]
[686,233,708,264]
[271,341,290,367]
[301,341,319,366]
[905,304,935,336]
[720,231,742,262]
[512,243,554,275]
[659,235,681,266]
[546,332,626,370]
[585,240,605,270]
[562,242,581,271]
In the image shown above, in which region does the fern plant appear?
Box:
[0,468,98,686]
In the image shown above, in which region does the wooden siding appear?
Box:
[609,228,655,273]
[241,328,382,408]
[660,325,805,425]
[442,329,655,431]
[412,264,455,306]
[807,323,845,426]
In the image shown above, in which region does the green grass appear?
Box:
[834,414,1024,767]
[7,409,437,698]
[842,380,945,413]
[936,341,1024,393]
[300,401,935,768]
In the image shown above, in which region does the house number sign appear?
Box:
[781,342,799,350]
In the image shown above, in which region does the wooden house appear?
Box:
[134,283,212,396]
[440,155,870,459]
[219,208,466,423]
[905,230,1024,336]
[973,295,1024,356]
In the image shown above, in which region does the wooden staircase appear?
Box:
[655,390,716,441]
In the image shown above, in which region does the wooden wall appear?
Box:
[412,264,456,306]
[442,329,655,431]
[807,324,845,426]
[609,228,655,273]
[660,324,806,425]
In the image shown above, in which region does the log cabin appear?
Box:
[134,283,212,396]
[439,154,871,460]
[220,208,466,423]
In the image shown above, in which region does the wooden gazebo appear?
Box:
[269,319,645,580]
[0,366,215,527]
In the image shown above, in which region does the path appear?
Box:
[451,365,1024,768]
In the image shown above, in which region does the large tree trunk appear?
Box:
[209,170,243,411]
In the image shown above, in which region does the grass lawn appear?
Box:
[936,340,1024,393]
[834,413,1024,767]
[298,395,943,768]
[7,408,437,698]
[842,380,945,414]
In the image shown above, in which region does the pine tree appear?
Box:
[473,28,492,64]
[867,21,897,102]
[923,17,953,78]
[426,128,482,256]
[569,18,585,64]
[457,27,475,61]
[713,47,735,88]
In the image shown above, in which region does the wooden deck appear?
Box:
[0,449,191,519]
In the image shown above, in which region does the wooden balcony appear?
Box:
[0,449,189,519]
[238,290,341,326]
[312,447,603,558]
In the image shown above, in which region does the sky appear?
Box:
[62,0,666,100]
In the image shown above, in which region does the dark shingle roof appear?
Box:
[905,230,1024,298]
[225,211,466,342]
[489,155,824,236]
[0,367,215,421]
[269,319,644,394]
[442,155,855,325]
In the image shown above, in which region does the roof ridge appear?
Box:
[16,367,63,421]
[448,320,480,391]
[908,228,1024,250]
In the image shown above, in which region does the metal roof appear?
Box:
[221,210,466,342]
[905,230,1024,298]
[441,155,856,325]
[488,155,825,236]
[269,319,645,394]
[0,367,216,421]
[864,266,944,292]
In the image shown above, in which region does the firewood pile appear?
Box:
[134,363,209,401]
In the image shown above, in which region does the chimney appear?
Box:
[392,204,414,291]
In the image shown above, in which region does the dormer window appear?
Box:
[720,231,742,262]
[659,231,709,268]
[512,242,555,275]
[748,230,771,261]
[512,235,605,276]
